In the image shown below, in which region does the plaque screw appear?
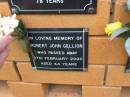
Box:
[126,68,130,73]
[12,7,19,14]
[88,7,95,14]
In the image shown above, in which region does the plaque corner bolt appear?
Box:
[11,7,19,14]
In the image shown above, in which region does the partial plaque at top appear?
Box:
[8,0,97,14]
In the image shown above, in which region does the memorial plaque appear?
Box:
[28,28,88,71]
[8,0,97,14]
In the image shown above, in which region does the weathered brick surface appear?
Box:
[0,62,20,81]
[106,65,130,87]
[114,0,130,23]
[17,62,105,85]
[82,86,121,97]
[7,81,48,97]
